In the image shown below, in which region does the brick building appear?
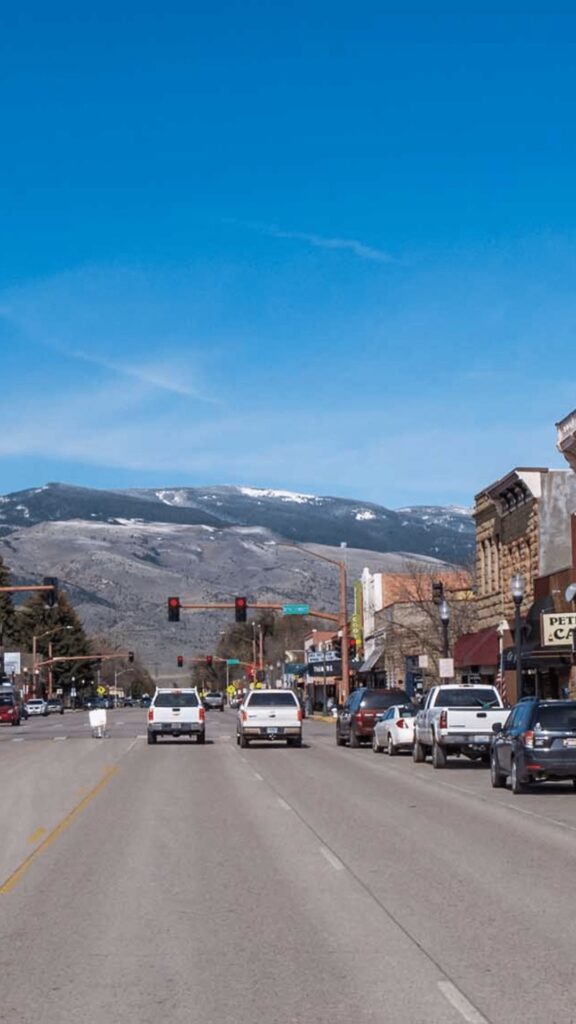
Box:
[456,467,576,701]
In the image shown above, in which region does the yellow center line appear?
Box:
[1,765,119,895]
[27,827,47,845]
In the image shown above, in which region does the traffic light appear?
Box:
[235,596,247,623]
[348,638,357,659]
[43,576,58,608]
[206,655,213,667]
[168,597,181,622]
[128,651,134,663]
[177,655,184,668]
[333,637,342,657]
[247,664,254,681]
[432,581,444,605]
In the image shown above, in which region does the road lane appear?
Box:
[3,710,576,1022]
[1,720,463,1024]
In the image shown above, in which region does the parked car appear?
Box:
[491,698,576,793]
[46,697,65,715]
[25,698,49,717]
[203,690,225,711]
[0,690,22,726]
[147,687,205,744]
[336,688,407,747]
[236,689,303,747]
[413,683,506,768]
[372,703,418,755]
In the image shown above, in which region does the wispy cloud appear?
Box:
[235,220,397,263]
[64,348,203,398]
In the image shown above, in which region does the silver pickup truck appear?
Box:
[414,683,506,769]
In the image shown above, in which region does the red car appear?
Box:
[0,690,22,726]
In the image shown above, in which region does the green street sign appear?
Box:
[227,658,240,665]
[282,604,310,616]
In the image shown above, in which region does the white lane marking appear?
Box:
[253,772,263,781]
[438,981,489,1023]
[116,721,124,725]
[53,737,67,742]
[277,797,292,811]
[11,738,24,743]
[320,845,344,871]
[136,734,147,739]
[416,773,576,837]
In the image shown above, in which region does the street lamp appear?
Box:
[439,598,450,659]
[278,540,349,703]
[511,572,525,701]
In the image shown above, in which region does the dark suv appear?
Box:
[491,699,576,794]
[336,688,407,747]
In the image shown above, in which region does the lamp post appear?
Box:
[279,540,349,703]
[511,572,525,702]
[439,598,450,659]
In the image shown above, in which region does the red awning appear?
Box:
[454,627,499,669]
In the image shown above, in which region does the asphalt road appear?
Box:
[3,709,576,1023]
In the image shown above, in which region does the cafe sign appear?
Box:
[542,613,576,646]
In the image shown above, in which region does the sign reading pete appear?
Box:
[542,613,576,646]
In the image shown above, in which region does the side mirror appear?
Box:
[492,722,502,734]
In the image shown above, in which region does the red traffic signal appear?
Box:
[168,597,181,622]
[177,655,184,668]
[235,596,247,623]
[206,655,213,667]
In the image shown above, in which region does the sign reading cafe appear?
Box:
[542,613,576,647]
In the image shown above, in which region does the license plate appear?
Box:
[473,735,490,744]
[267,727,278,735]
[564,738,576,747]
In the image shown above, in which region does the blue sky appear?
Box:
[1,3,575,508]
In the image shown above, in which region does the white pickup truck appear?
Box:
[237,689,303,747]
[147,687,205,744]
[413,683,506,768]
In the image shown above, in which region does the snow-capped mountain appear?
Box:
[0,482,474,672]
[0,483,474,562]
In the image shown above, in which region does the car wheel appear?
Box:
[510,758,525,794]
[387,734,398,756]
[413,739,426,763]
[372,733,383,753]
[432,740,447,769]
[336,728,346,746]
[12,719,20,727]
[288,736,302,747]
[239,733,249,748]
[349,726,360,748]
[490,753,506,788]
[147,732,157,745]
[571,779,576,791]
[220,707,224,712]
[197,731,205,745]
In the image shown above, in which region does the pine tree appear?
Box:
[0,556,19,650]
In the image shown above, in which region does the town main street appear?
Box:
[2,709,576,1023]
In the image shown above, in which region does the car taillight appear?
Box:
[397,718,405,728]
[148,709,154,722]
[522,730,534,748]
[241,710,247,723]
[439,710,447,729]
[199,707,205,722]
[297,708,303,722]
